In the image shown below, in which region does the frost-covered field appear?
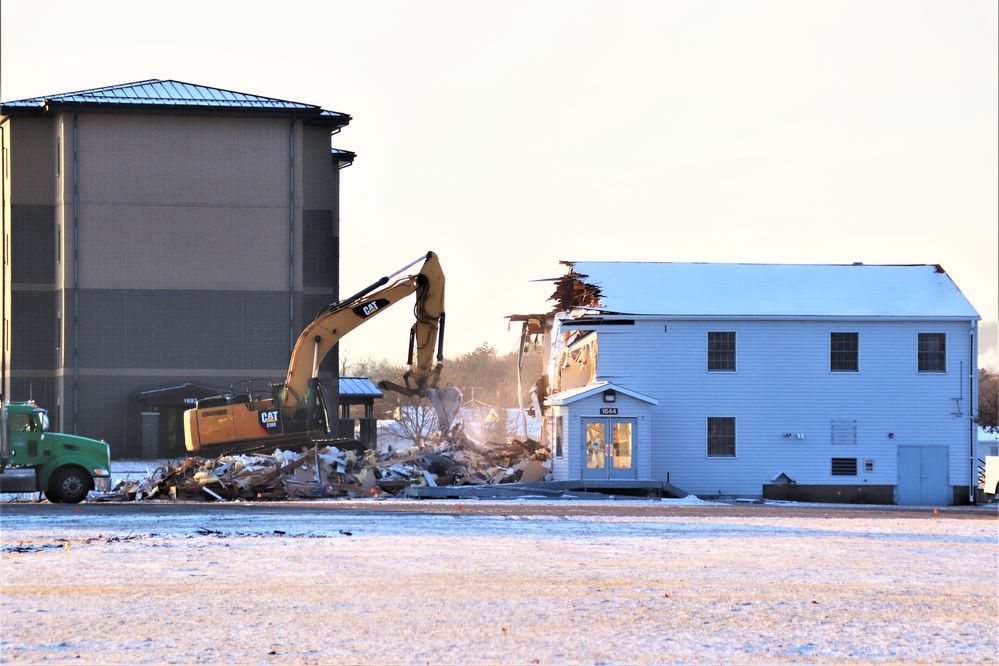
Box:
[1,503,996,665]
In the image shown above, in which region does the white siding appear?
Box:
[589,318,977,497]
[550,408,570,482]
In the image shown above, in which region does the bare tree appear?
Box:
[978,368,999,433]
[342,341,544,446]
[383,393,448,447]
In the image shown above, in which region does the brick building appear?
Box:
[1,80,353,456]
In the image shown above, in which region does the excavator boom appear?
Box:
[184,251,449,454]
[282,251,446,409]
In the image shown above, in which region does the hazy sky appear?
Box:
[2,0,996,366]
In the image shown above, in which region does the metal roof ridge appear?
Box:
[2,79,348,118]
[158,79,322,108]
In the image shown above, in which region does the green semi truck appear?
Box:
[0,397,112,503]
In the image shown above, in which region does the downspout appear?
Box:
[0,124,7,400]
[289,120,296,353]
[332,145,352,435]
[969,321,977,504]
[72,114,79,434]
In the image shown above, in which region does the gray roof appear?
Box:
[1,79,349,125]
[563,262,980,320]
[339,377,382,398]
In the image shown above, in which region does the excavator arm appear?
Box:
[280,251,447,413]
[184,251,453,455]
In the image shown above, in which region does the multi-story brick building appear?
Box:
[1,80,354,456]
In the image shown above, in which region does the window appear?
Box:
[830,332,858,372]
[9,414,31,432]
[56,136,61,177]
[553,415,564,458]
[707,417,736,457]
[831,458,858,476]
[708,332,736,371]
[918,333,946,373]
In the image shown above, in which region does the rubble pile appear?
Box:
[95,434,550,502]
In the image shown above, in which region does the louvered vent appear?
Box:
[831,458,858,476]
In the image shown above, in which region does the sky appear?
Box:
[2,0,997,367]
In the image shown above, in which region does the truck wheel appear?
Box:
[46,467,93,504]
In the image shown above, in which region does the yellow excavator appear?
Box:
[184,251,458,454]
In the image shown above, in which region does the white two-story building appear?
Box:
[520,262,981,505]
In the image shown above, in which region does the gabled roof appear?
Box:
[559,262,980,320]
[1,79,350,126]
[548,381,658,406]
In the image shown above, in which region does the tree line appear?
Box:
[979,369,998,433]
[341,342,545,420]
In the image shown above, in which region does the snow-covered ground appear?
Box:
[1,500,996,665]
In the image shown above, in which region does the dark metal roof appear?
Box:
[1,79,349,125]
[332,148,356,166]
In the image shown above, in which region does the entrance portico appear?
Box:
[547,382,657,483]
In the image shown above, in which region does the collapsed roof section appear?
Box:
[549,261,604,312]
[506,263,612,410]
[506,260,604,334]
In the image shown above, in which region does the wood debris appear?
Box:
[94,433,550,502]
[549,262,603,311]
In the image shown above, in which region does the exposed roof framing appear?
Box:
[548,261,603,312]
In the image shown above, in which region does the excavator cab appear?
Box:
[184,380,333,455]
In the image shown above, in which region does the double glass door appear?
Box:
[582,418,637,480]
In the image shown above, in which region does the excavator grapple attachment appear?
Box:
[426,385,463,431]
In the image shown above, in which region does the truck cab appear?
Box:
[0,400,112,503]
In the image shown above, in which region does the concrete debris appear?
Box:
[92,434,551,502]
